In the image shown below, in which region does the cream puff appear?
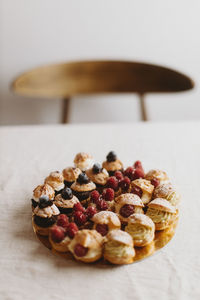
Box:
[44,171,65,195]
[86,163,109,192]
[54,187,79,215]
[131,179,154,204]
[102,151,123,176]
[104,229,135,264]
[68,229,104,263]
[145,169,169,186]
[33,197,60,236]
[153,183,180,207]
[92,211,121,236]
[74,152,94,171]
[62,167,81,187]
[31,183,55,210]
[115,193,144,223]
[49,225,71,252]
[125,213,155,246]
[146,198,178,230]
[71,173,96,206]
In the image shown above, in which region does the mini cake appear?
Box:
[62,167,81,187]
[153,183,180,207]
[71,173,96,206]
[104,229,135,264]
[92,211,121,236]
[115,193,144,223]
[125,213,155,247]
[44,171,65,195]
[131,179,154,204]
[145,169,169,187]
[31,183,55,210]
[54,187,79,214]
[68,229,104,263]
[86,163,109,192]
[74,152,94,171]
[33,197,60,236]
[102,151,123,176]
[146,198,177,230]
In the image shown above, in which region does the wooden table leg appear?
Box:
[139,94,148,121]
[61,97,70,124]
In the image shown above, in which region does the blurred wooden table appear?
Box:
[0,121,199,300]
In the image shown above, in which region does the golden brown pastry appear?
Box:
[131,179,154,204]
[104,229,135,264]
[125,213,155,246]
[68,229,104,263]
[44,171,65,195]
[146,198,178,230]
[33,198,60,236]
[92,211,121,236]
[145,169,169,186]
[49,226,71,252]
[74,152,94,171]
[54,187,79,214]
[102,151,123,176]
[153,183,180,207]
[71,173,96,206]
[31,183,55,210]
[115,193,144,223]
[86,163,109,191]
[62,167,81,187]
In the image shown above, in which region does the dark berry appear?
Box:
[107,177,118,190]
[134,160,142,169]
[74,244,88,257]
[114,171,124,181]
[50,225,65,243]
[132,186,143,197]
[73,202,85,212]
[90,190,100,203]
[74,211,87,226]
[96,224,108,236]
[104,188,114,201]
[77,173,90,184]
[106,151,117,162]
[133,168,145,179]
[96,199,108,211]
[151,178,160,188]
[124,167,134,179]
[119,204,134,218]
[57,214,69,228]
[38,196,53,208]
[92,163,102,174]
[66,222,78,238]
[86,206,97,218]
[119,176,130,190]
[61,187,73,200]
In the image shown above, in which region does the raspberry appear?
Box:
[134,160,142,169]
[90,190,100,203]
[50,225,65,243]
[119,204,134,218]
[119,176,130,190]
[74,211,87,226]
[124,167,134,178]
[114,171,124,181]
[96,199,108,211]
[104,188,114,201]
[151,178,160,188]
[133,168,145,179]
[66,222,78,239]
[57,214,69,228]
[107,177,118,190]
[86,206,97,218]
[132,186,143,197]
[96,224,108,236]
[73,202,85,212]
[74,244,88,257]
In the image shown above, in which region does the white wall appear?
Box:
[1,0,200,125]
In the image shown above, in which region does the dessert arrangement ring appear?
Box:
[31,151,180,265]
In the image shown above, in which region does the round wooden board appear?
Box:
[33,216,179,265]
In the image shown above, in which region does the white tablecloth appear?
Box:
[0,121,200,300]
